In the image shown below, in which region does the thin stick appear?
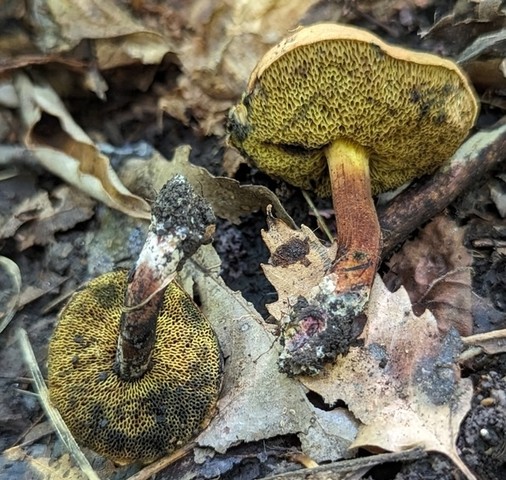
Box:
[301,190,334,243]
[378,120,506,256]
[17,328,101,480]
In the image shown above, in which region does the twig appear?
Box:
[378,120,506,256]
[17,328,101,480]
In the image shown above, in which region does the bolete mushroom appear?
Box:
[227,23,478,375]
[48,176,222,464]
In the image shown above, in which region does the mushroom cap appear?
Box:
[228,23,478,195]
[48,271,222,464]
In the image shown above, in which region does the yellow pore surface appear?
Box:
[48,271,222,464]
[228,25,478,195]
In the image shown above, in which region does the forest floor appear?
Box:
[1,1,505,479]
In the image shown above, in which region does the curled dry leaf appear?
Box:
[384,215,473,336]
[27,0,173,69]
[12,72,151,219]
[13,185,95,250]
[424,0,506,102]
[119,145,295,226]
[0,256,21,334]
[163,0,321,134]
[301,277,476,480]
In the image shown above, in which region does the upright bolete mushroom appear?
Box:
[48,176,222,464]
[228,24,478,375]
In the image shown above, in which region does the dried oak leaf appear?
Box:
[12,72,151,219]
[384,215,473,336]
[261,206,337,321]
[27,0,173,69]
[0,172,95,249]
[302,277,476,480]
[13,185,96,250]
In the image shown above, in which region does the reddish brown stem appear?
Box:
[326,139,382,294]
[114,175,216,382]
[115,247,170,380]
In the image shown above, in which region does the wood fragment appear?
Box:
[378,120,506,256]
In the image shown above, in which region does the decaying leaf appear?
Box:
[261,206,337,320]
[424,0,506,104]
[384,215,473,336]
[301,277,476,480]
[2,447,89,480]
[162,0,321,134]
[12,72,151,219]
[424,0,506,56]
[26,0,173,69]
[120,145,295,226]
[181,245,359,463]
[0,173,95,249]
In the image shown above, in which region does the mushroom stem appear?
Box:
[115,229,183,381]
[325,139,382,295]
[114,175,216,382]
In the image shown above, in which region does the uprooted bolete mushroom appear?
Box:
[48,175,222,464]
[227,23,478,375]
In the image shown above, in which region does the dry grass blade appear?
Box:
[17,328,101,480]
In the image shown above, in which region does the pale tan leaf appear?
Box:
[163,0,321,134]
[30,0,173,68]
[180,245,358,462]
[13,72,151,219]
[14,185,95,250]
[261,206,337,320]
[301,277,476,480]
[0,256,21,334]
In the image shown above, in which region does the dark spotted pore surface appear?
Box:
[48,270,222,464]
[228,32,477,195]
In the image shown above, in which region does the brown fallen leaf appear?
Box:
[12,72,151,219]
[301,277,476,480]
[384,214,473,336]
[161,0,321,134]
[27,0,173,69]
[119,145,295,226]
[0,173,95,249]
[424,0,506,57]
[14,185,96,250]
[181,245,359,463]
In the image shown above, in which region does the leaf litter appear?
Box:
[260,212,476,479]
[1,1,506,479]
[384,214,473,336]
